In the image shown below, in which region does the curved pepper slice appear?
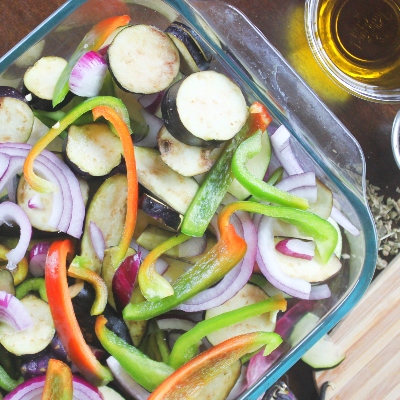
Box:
[42,359,73,400]
[138,232,190,302]
[23,96,131,194]
[0,365,23,392]
[148,331,283,400]
[95,315,175,392]
[232,131,309,209]
[15,277,47,302]
[168,295,287,369]
[45,239,113,386]
[123,223,247,321]
[53,15,131,107]
[68,256,107,316]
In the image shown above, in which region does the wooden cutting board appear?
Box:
[314,254,400,399]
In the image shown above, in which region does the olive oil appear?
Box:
[317,0,400,88]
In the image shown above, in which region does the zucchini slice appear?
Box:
[290,312,345,369]
[64,122,123,178]
[162,71,248,147]
[135,146,199,215]
[157,126,223,177]
[23,56,70,110]
[108,25,180,94]
[205,284,276,346]
[0,295,55,356]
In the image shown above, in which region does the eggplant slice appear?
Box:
[108,24,180,94]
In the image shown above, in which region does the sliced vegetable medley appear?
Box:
[0,11,358,400]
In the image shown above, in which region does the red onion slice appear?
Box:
[257,216,312,299]
[138,91,164,114]
[69,51,108,97]
[0,201,32,270]
[130,240,169,276]
[89,221,106,261]
[275,238,315,261]
[309,284,331,300]
[0,291,34,331]
[5,175,18,203]
[27,195,44,210]
[28,242,51,277]
[0,153,10,179]
[156,317,196,332]
[330,205,360,237]
[4,374,104,400]
[177,209,256,312]
[275,171,316,191]
[106,356,150,400]
[270,125,304,176]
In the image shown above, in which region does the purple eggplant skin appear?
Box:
[21,84,74,111]
[0,86,27,102]
[139,193,183,232]
[71,281,133,348]
[161,79,221,148]
[20,352,53,380]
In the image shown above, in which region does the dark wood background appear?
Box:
[0,0,398,399]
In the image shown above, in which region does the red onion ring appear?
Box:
[0,291,34,331]
[177,209,256,312]
[330,205,360,237]
[0,201,32,270]
[275,171,316,191]
[0,153,10,179]
[275,238,315,260]
[89,221,106,261]
[28,242,50,277]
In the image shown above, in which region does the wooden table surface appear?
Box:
[0,1,398,399]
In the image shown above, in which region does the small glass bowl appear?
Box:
[305,0,400,103]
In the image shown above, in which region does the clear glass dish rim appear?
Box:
[0,0,378,397]
[304,0,400,104]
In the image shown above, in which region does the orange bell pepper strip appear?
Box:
[138,232,190,302]
[45,239,113,386]
[68,255,108,315]
[148,331,283,400]
[53,15,131,107]
[41,359,73,400]
[92,105,138,268]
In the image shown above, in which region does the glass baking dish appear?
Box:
[0,0,377,398]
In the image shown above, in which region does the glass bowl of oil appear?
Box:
[305,0,400,103]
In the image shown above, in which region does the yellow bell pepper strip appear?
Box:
[23,96,131,194]
[68,256,107,316]
[181,101,272,237]
[53,15,131,107]
[168,295,287,369]
[0,365,23,392]
[45,239,113,386]
[123,223,247,321]
[16,277,47,302]
[95,315,175,392]
[232,131,309,209]
[218,201,338,264]
[148,331,283,400]
[138,232,190,302]
[0,244,28,285]
[41,359,73,400]
[92,105,138,269]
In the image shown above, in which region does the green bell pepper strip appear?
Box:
[138,232,190,302]
[148,331,283,400]
[232,131,309,209]
[68,256,108,316]
[53,15,130,107]
[95,315,175,392]
[15,277,47,302]
[0,365,23,392]
[266,166,284,186]
[23,96,131,194]
[181,101,273,237]
[218,201,338,264]
[167,295,287,369]
[123,223,247,321]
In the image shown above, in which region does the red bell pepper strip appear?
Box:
[23,96,131,194]
[123,223,247,321]
[138,232,190,302]
[68,256,107,315]
[92,105,138,268]
[45,239,113,386]
[41,359,73,400]
[53,15,131,107]
[148,331,283,400]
